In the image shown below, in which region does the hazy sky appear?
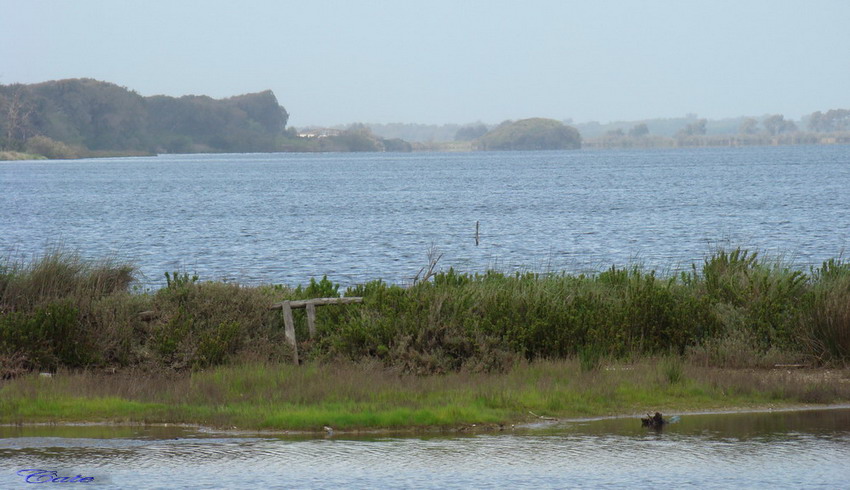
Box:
[2,0,849,127]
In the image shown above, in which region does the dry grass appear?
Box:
[3,359,849,430]
[688,365,850,404]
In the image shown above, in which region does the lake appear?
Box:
[1,408,849,488]
[2,145,849,288]
[3,148,850,487]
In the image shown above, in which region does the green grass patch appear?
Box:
[2,360,848,431]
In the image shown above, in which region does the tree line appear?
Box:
[0,79,292,157]
[4,78,848,157]
[0,79,419,158]
[584,110,850,149]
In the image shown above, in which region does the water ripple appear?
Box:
[3,146,849,288]
[2,426,850,488]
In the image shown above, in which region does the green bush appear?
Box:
[0,301,94,370]
[24,135,85,159]
[151,280,287,368]
[295,275,340,299]
[196,321,242,368]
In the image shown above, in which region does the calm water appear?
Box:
[2,146,850,287]
[1,408,849,488]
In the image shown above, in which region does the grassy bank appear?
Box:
[2,249,850,429]
[2,360,848,431]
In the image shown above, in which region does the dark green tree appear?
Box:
[454,124,488,141]
[739,117,759,135]
[322,124,383,152]
[476,118,581,150]
[763,114,797,136]
[807,109,850,132]
[678,119,707,137]
[628,123,649,137]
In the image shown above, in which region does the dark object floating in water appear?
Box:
[642,412,665,428]
[641,412,680,428]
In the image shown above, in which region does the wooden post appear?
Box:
[306,302,317,338]
[281,301,298,364]
[475,221,480,246]
[268,297,363,365]
[270,297,363,310]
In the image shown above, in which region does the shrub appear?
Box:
[24,135,85,159]
[0,301,94,370]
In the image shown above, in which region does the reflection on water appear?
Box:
[549,406,850,438]
[2,408,849,488]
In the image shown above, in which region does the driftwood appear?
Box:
[528,411,558,421]
[413,245,443,285]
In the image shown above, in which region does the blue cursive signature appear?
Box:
[16,469,95,484]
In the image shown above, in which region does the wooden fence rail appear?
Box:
[269,297,363,363]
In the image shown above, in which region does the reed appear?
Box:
[0,249,135,310]
[803,258,850,362]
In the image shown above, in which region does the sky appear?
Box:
[2,0,849,127]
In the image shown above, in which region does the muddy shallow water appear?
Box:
[2,408,849,488]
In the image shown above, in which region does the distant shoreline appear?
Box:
[4,139,849,162]
[0,151,46,161]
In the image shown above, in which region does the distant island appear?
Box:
[1,78,848,160]
[475,118,581,150]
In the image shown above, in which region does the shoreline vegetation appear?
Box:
[2,362,849,433]
[3,78,850,161]
[1,249,849,431]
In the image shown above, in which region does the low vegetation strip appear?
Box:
[2,360,848,431]
[3,248,850,377]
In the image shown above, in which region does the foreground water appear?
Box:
[2,146,849,288]
[1,408,848,488]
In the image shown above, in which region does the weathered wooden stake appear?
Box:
[269,297,363,365]
[281,301,298,364]
[306,302,317,338]
[475,220,480,246]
